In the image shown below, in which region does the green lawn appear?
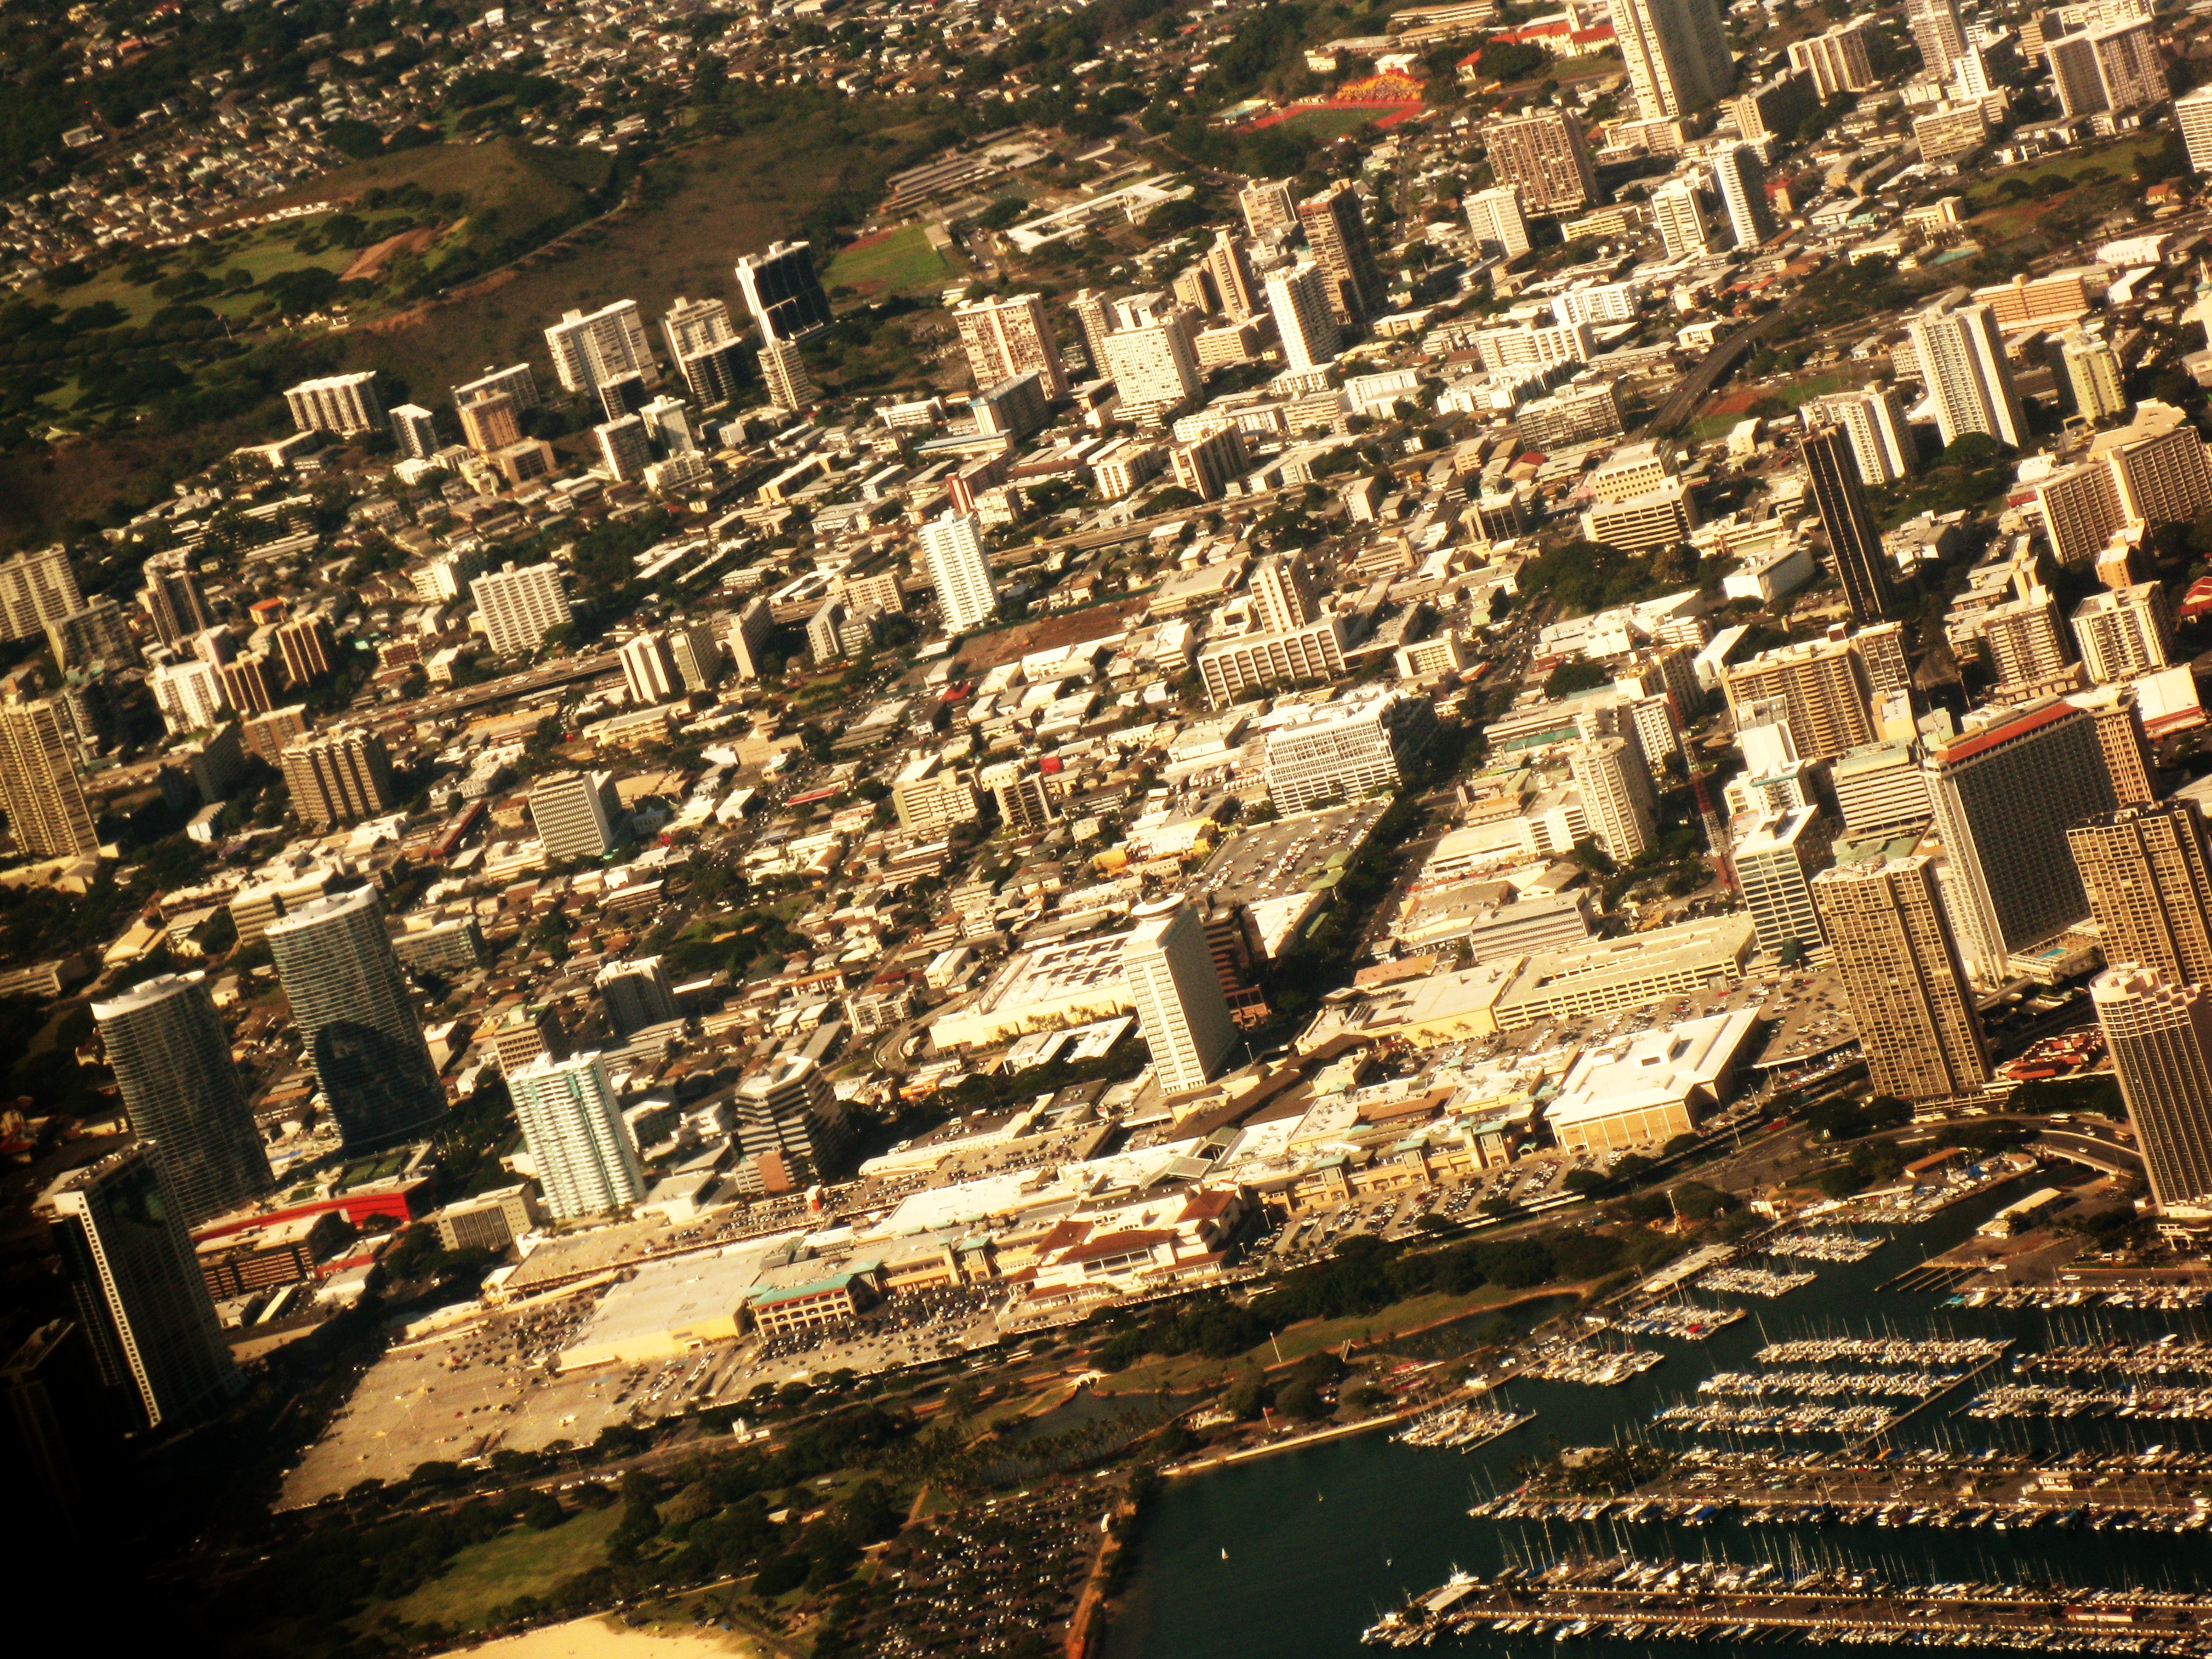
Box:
[1266,106,1392,142]
[55,226,355,327]
[827,223,953,297]
[1964,133,2170,211]
[384,1506,622,1632]
[1686,370,1857,442]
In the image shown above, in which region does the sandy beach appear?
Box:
[452,1614,764,1659]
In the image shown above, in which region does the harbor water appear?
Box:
[1104,1178,2212,1659]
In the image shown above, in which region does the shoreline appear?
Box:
[447,1612,766,1659]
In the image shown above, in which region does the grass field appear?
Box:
[827,223,954,297]
[384,1507,623,1632]
[1963,133,2168,212]
[1263,106,1398,141]
[1686,370,1857,443]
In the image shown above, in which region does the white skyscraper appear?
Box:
[1570,735,1659,862]
[1264,263,1341,373]
[619,631,682,705]
[1100,311,1202,421]
[1906,0,1967,79]
[1651,175,1720,260]
[507,1051,645,1222]
[1803,386,1915,484]
[1616,0,1735,118]
[919,512,999,635]
[2177,85,2212,173]
[544,301,658,397]
[1463,184,1532,258]
[1121,897,1237,1094]
[470,561,574,656]
[150,657,229,735]
[1908,298,2026,449]
[1710,144,1774,251]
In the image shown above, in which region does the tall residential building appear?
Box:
[1814,851,1991,1102]
[284,370,385,436]
[737,1055,848,1179]
[1204,233,1261,321]
[1483,107,1598,214]
[0,695,98,857]
[1464,184,1532,258]
[2059,330,2128,422]
[459,390,523,455]
[666,620,723,691]
[953,293,1069,399]
[507,1052,646,1222]
[1262,692,1437,812]
[1908,297,2026,450]
[2092,965,2212,1211]
[1297,186,1387,323]
[1801,423,1895,626]
[1569,734,1658,862]
[1250,554,1320,634]
[45,598,135,672]
[726,597,777,682]
[980,760,1056,833]
[2072,583,2174,683]
[1121,897,1238,1095]
[93,974,270,1227]
[0,546,84,643]
[1924,700,2116,982]
[138,554,210,649]
[594,415,652,484]
[1803,386,1914,485]
[2070,683,2157,805]
[36,1147,239,1432]
[1101,314,1201,422]
[218,653,278,716]
[1065,287,1114,374]
[2070,800,2212,990]
[1907,0,1968,79]
[2036,403,2212,566]
[1710,144,1774,250]
[619,631,681,705]
[736,240,833,341]
[1651,175,1720,260]
[597,957,681,1037]
[757,337,817,412]
[279,728,397,829]
[1982,590,2076,692]
[1733,808,1835,962]
[530,770,623,863]
[2047,20,2165,118]
[266,887,446,1150]
[389,403,438,458]
[451,361,540,413]
[470,561,572,656]
[544,301,657,397]
[2178,84,2212,173]
[1721,635,1877,763]
[150,658,227,736]
[1238,178,1299,240]
[273,615,337,685]
[659,295,745,406]
[1616,0,1734,118]
[1264,263,1340,374]
[1788,16,1881,98]
[920,512,998,635]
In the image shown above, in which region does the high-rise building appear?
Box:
[597,957,682,1037]
[93,974,270,1228]
[1924,699,2116,982]
[2071,583,2173,683]
[458,390,522,455]
[2059,330,2128,422]
[736,242,833,341]
[666,620,722,691]
[2047,19,2165,118]
[1788,16,1881,97]
[1907,0,1968,79]
[953,293,1068,399]
[593,415,652,484]
[2040,402,2212,568]
[279,728,396,829]
[1734,808,1835,962]
[2092,965,2212,1211]
[0,695,97,857]
[1296,186,1387,323]
[1065,287,1114,375]
[470,561,573,656]
[2178,84,2212,173]
[1204,233,1262,321]
[284,370,385,436]
[36,1146,239,1432]
[240,705,311,766]
[1908,297,2026,450]
[1616,0,1735,118]
[149,659,227,736]
[218,653,279,716]
[736,1054,848,1179]
[1814,851,1991,1102]
[1250,554,1320,634]
[2069,683,2158,805]
[2070,800,2212,990]
[1464,184,1532,258]
[530,770,624,863]
[506,1052,645,1222]
[1801,423,1895,625]
[1981,590,2076,693]
[45,598,135,672]
[266,887,446,1150]
[138,554,210,649]
[273,614,337,685]
[619,631,681,705]
[1803,386,1914,484]
[545,301,657,397]
[979,760,1056,833]
[1100,315,1201,422]
[1721,635,1877,763]
[726,597,777,682]
[757,337,816,411]
[1121,897,1238,1094]
[451,361,540,414]
[919,512,998,635]
[660,294,743,406]
[1264,263,1340,373]
[0,546,84,643]
[1710,144,1774,250]
[389,403,438,458]
[1262,691,1437,811]
[1651,175,1720,260]
[1569,733,1658,862]
[1483,107,1599,214]
[1238,178,1299,240]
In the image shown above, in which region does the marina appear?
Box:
[1768,1233,1887,1263]
[1651,1399,1901,1435]
[1522,1339,1667,1386]
[1393,1404,1537,1452]
[1698,1265,1819,1298]
[2020,1339,2212,1377]
[1609,1303,1748,1341]
[1694,1369,1964,1399]
[1966,1382,2212,1422]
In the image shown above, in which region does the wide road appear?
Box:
[1640,305,1795,438]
